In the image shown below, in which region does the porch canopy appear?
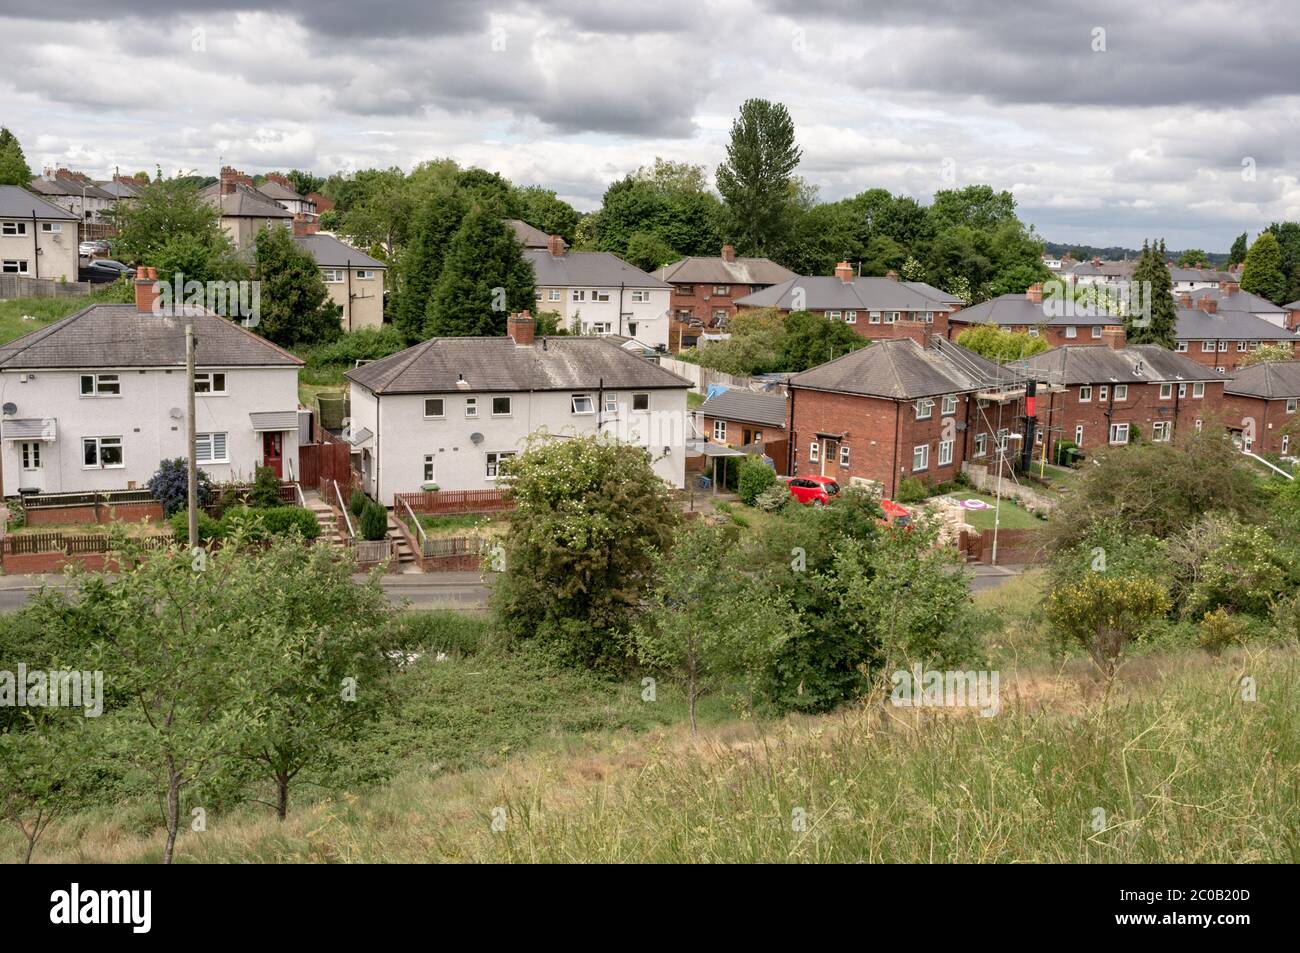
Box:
[249,411,298,432]
[2,418,57,441]
[686,438,747,494]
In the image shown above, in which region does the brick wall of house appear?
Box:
[1221,393,1298,455]
[829,308,953,343]
[1033,379,1224,452]
[701,415,790,474]
[1174,340,1298,374]
[670,283,759,327]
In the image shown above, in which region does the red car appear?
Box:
[783,475,840,506]
[879,499,913,529]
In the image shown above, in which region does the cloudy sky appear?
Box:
[2,0,1298,251]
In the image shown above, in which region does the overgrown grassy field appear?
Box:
[0,297,88,345]
[15,644,1295,863]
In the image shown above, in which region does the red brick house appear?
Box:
[946,284,1125,347]
[735,262,964,344]
[697,388,790,474]
[1022,345,1224,455]
[787,328,1027,497]
[656,246,795,350]
[1222,361,1300,456]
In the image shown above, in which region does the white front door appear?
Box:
[19,441,43,489]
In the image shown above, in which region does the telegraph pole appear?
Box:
[185,313,199,546]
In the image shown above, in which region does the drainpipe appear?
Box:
[891,400,901,498]
[31,213,39,279]
[787,388,796,475]
[346,259,353,332]
[618,282,625,337]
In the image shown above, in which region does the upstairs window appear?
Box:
[915,398,934,419]
[194,372,226,394]
[80,373,120,397]
[571,394,595,415]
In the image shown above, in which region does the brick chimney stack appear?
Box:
[266,172,293,189]
[885,269,900,282]
[1025,283,1044,304]
[547,234,567,258]
[507,310,535,346]
[1221,278,1240,295]
[134,266,160,314]
[1092,256,1101,266]
[1101,325,1127,349]
[1197,297,1218,314]
[721,244,735,263]
[292,213,317,237]
[219,166,240,196]
[1177,292,1192,308]
[834,260,854,283]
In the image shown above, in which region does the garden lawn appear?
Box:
[942,491,1043,531]
[0,297,87,345]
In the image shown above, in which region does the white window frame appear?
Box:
[632,393,649,411]
[1064,325,1078,339]
[826,310,842,321]
[941,394,957,416]
[809,441,819,463]
[195,431,229,464]
[1114,384,1128,400]
[80,373,121,397]
[82,436,124,470]
[2,260,30,274]
[1192,382,1205,399]
[1,221,27,236]
[915,398,934,420]
[869,311,881,325]
[974,433,988,458]
[1176,341,1188,352]
[592,290,611,303]
[1078,385,1092,402]
[423,455,436,482]
[604,393,619,414]
[1091,326,1102,339]
[631,289,651,303]
[839,445,850,467]
[464,397,478,418]
[322,269,345,283]
[548,289,562,302]
[485,451,515,480]
[713,420,726,442]
[884,311,900,324]
[193,371,226,395]
[1075,424,1084,445]
[20,441,41,470]
[1108,422,1130,445]
[1159,383,1173,400]
[1151,421,1171,442]
[491,396,513,417]
[355,270,375,280]
[571,289,587,302]
[938,439,954,466]
[571,393,595,415]
[844,311,857,324]
[912,444,929,472]
[1098,385,1108,402]
[40,222,62,234]
[424,398,445,418]
[1201,341,1215,353]
[1287,398,1298,413]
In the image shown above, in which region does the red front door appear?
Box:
[262,431,283,478]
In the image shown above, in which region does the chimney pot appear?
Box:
[721,244,735,263]
[1025,283,1043,304]
[507,310,535,346]
[134,266,161,314]
[834,260,854,284]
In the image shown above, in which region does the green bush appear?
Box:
[360,501,389,541]
[737,457,777,505]
[385,611,492,657]
[1197,608,1247,656]
[896,476,929,504]
[258,506,322,540]
[349,489,367,518]
[169,510,223,544]
[250,465,283,508]
[754,483,790,513]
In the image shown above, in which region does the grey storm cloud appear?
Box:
[761,0,1300,108]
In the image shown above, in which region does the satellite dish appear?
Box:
[1,403,16,416]
[169,407,184,419]
[469,432,484,444]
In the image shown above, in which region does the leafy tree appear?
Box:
[330,167,416,257]
[0,714,94,863]
[223,543,390,818]
[955,323,1051,363]
[1177,249,1210,267]
[151,230,250,292]
[779,201,865,275]
[425,205,534,337]
[1264,221,1300,298]
[737,457,778,504]
[1044,572,1171,677]
[1127,240,1178,347]
[1241,230,1287,303]
[633,522,794,732]
[113,178,232,270]
[253,225,343,346]
[147,458,215,517]
[688,307,786,374]
[624,231,679,272]
[778,310,868,370]
[926,185,1019,233]
[514,185,580,243]
[1228,232,1249,266]
[283,169,325,197]
[456,167,521,217]
[394,185,468,341]
[1238,342,1297,366]
[1166,514,1291,620]
[716,99,803,256]
[493,436,678,669]
[591,160,723,260]
[0,126,32,186]
[1046,425,1265,553]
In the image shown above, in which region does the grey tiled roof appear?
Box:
[508,219,551,248]
[525,249,669,289]
[1176,307,1297,340]
[200,183,294,218]
[1186,288,1283,313]
[0,304,303,370]
[256,180,307,202]
[735,276,962,311]
[0,185,79,220]
[789,337,1004,400]
[249,410,300,431]
[1023,345,1219,385]
[655,256,796,287]
[347,336,691,395]
[28,178,115,200]
[94,180,143,199]
[698,389,789,428]
[1224,361,1300,399]
[949,293,1119,328]
[293,234,386,269]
